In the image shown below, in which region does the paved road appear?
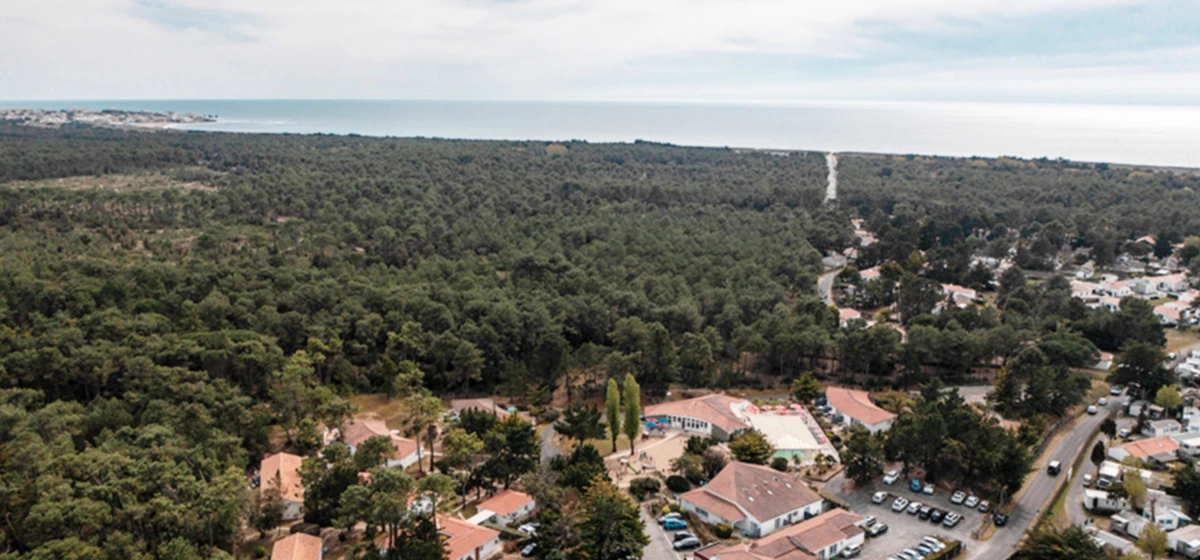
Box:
[818,270,838,306]
[966,397,1124,559]
[540,425,561,463]
[640,506,683,560]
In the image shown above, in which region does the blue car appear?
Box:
[910,479,922,492]
[663,518,688,530]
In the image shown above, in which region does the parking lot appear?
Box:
[837,479,985,558]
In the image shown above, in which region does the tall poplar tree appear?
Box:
[606,379,621,453]
[622,374,641,454]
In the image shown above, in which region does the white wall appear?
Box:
[758,500,824,536]
[816,532,866,560]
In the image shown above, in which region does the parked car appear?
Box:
[1111,386,1123,396]
[907,501,923,514]
[674,538,701,551]
[964,496,979,508]
[977,500,991,513]
[994,513,1009,526]
[929,509,944,523]
[1048,461,1062,475]
[657,512,682,524]
[867,522,888,537]
[521,544,537,558]
[663,518,687,530]
[918,506,933,520]
[892,497,910,512]
[950,491,966,504]
[1119,428,1131,438]
[518,523,539,536]
[673,532,696,543]
[943,512,962,528]
[841,543,862,558]
[873,491,888,504]
[1087,405,1098,415]
[1083,474,1093,487]
[923,483,934,495]
[910,479,923,492]
[923,537,945,551]
[1099,397,1108,406]
[883,470,900,485]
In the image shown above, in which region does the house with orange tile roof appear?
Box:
[680,462,823,538]
[342,419,422,469]
[837,308,863,327]
[473,489,536,527]
[825,387,896,434]
[1108,436,1181,465]
[642,394,752,440]
[696,509,865,560]
[439,515,501,560]
[271,533,322,560]
[261,452,305,520]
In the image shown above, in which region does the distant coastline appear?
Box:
[2,100,1200,168]
[0,108,216,129]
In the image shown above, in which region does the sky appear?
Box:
[2,0,1198,104]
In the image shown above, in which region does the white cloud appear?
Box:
[0,0,1190,102]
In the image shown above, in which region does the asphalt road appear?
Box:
[640,506,684,560]
[965,396,1124,559]
[818,270,838,306]
[540,424,561,463]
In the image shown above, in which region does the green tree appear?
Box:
[790,372,822,404]
[442,427,484,473]
[1013,526,1105,560]
[481,414,540,489]
[555,403,607,443]
[250,475,285,538]
[1156,385,1183,412]
[1091,442,1106,467]
[670,453,705,484]
[702,447,728,479]
[1139,524,1168,560]
[1169,465,1200,517]
[622,374,641,454]
[418,473,458,513]
[551,444,608,491]
[605,379,621,453]
[1110,341,1171,399]
[729,429,775,465]
[354,435,398,471]
[407,391,444,472]
[1100,417,1117,439]
[579,477,649,560]
[842,426,885,487]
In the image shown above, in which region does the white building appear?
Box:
[680,462,823,538]
[343,419,423,469]
[1145,419,1183,438]
[696,509,865,560]
[261,452,305,521]
[1169,524,1200,559]
[642,393,752,440]
[474,490,536,528]
[825,387,896,434]
[1083,489,1127,514]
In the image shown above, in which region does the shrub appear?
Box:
[771,457,790,472]
[715,523,734,539]
[539,408,560,424]
[254,545,267,558]
[629,477,662,501]
[666,475,692,493]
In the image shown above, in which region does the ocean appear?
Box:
[3,99,1200,168]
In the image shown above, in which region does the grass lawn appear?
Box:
[579,434,632,457]
[348,393,413,427]
[1167,329,1200,354]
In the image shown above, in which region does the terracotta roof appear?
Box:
[753,510,863,557]
[476,489,534,517]
[643,394,750,434]
[271,533,322,560]
[838,308,862,323]
[687,462,821,523]
[451,398,511,419]
[1156,305,1182,320]
[343,419,420,460]
[1117,437,1180,458]
[261,452,305,503]
[681,487,747,523]
[858,267,880,280]
[825,387,896,426]
[439,514,500,560]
